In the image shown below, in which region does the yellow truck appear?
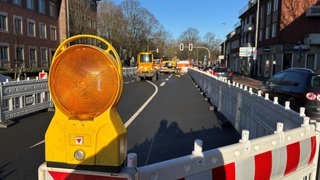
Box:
[160,56,179,73]
[136,51,158,81]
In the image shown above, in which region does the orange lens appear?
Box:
[49,45,119,120]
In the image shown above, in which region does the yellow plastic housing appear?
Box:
[45,35,127,172]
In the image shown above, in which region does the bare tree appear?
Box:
[96,1,221,63]
[69,0,97,36]
[97,0,125,55]
[178,27,200,60]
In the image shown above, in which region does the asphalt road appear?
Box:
[0,72,241,180]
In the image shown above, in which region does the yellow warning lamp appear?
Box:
[45,34,127,172]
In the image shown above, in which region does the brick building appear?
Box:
[0,0,98,72]
[226,0,320,78]
[0,0,60,70]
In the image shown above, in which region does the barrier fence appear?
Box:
[188,68,306,139]
[39,120,320,180]
[0,68,137,128]
[38,68,320,179]
[0,78,52,128]
[123,67,137,78]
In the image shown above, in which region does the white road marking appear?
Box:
[160,82,166,86]
[124,80,158,128]
[30,140,44,149]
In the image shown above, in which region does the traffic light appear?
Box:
[179,43,184,51]
[189,43,193,51]
[45,34,127,173]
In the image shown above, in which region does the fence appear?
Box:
[39,120,320,180]
[0,68,137,128]
[0,78,52,128]
[123,67,137,78]
[38,68,320,180]
[188,68,306,139]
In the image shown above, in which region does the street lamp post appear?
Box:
[254,0,260,76]
[222,23,226,66]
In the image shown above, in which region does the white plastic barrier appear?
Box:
[188,68,305,139]
[0,78,52,128]
[137,121,320,180]
[123,67,137,77]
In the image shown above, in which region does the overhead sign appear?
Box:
[239,47,253,57]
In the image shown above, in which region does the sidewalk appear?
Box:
[233,74,268,90]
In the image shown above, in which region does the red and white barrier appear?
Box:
[38,121,319,180]
[138,121,320,180]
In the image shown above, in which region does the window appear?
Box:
[306,54,316,70]
[39,22,46,39]
[38,0,45,14]
[267,0,272,15]
[0,12,8,32]
[27,19,35,37]
[273,0,278,12]
[41,48,48,67]
[13,0,21,5]
[49,2,56,18]
[260,5,265,18]
[27,0,34,9]
[265,26,270,40]
[29,47,37,68]
[50,26,56,41]
[0,45,9,68]
[14,16,23,34]
[16,46,24,63]
[271,23,277,38]
[269,71,285,86]
[259,27,263,41]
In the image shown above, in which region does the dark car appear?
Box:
[211,66,233,82]
[260,68,320,120]
[0,74,12,83]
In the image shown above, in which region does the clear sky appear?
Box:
[111,0,249,40]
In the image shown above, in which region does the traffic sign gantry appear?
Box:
[45,34,127,173]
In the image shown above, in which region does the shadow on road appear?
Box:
[129,119,241,167]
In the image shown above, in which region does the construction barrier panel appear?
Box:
[123,67,137,78]
[0,77,52,128]
[188,68,305,139]
[39,120,320,180]
[137,121,320,180]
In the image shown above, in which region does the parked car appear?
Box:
[260,68,320,120]
[0,74,12,83]
[211,66,233,82]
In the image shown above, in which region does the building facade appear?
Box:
[0,0,60,70]
[225,0,320,78]
[0,0,98,71]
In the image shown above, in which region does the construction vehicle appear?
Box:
[159,56,179,73]
[136,51,158,81]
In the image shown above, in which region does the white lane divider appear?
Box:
[30,140,45,148]
[124,80,158,128]
[160,74,173,86]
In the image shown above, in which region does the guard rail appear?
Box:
[0,67,137,128]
